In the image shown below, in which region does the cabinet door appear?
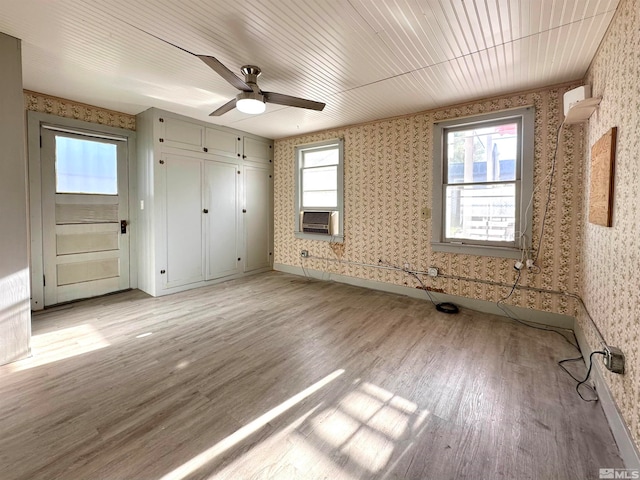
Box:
[244,165,272,272]
[205,127,241,158]
[162,117,204,151]
[164,155,204,287]
[205,159,241,280]
[243,137,272,163]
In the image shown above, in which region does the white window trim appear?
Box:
[431,107,534,259]
[294,138,344,242]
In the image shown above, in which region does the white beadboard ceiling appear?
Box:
[0,0,619,139]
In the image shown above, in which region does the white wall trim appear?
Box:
[27,111,137,310]
[273,263,574,329]
[574,320,640,470]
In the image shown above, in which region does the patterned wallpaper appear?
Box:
[581,0,640,450]
[23,90,136,130]
[275,83,585,316]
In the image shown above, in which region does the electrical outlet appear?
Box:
[427,267,438,277]
[300,250,309,258]
[603,346,625,374]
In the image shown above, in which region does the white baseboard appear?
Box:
[274,263,573,329]
[574,321,640,470]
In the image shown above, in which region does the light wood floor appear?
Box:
[0,271,622,480]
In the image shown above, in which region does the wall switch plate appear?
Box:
[427,267,438,277]
[300,250,309,258]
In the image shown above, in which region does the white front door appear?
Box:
[41,127,130,306]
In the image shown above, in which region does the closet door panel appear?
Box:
[205,159,241,279]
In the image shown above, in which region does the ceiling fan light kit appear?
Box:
[236,92,266,114]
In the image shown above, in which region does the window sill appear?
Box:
[431,242,522,259]
[295,232,344,243]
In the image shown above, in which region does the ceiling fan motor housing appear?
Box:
[241,65,262,86]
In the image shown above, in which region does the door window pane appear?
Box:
[55,136,118,194]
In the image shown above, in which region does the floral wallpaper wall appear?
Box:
[274,82,585,316]
[581,0,640,451]
[23,90,136,130]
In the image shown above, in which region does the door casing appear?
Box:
[27,112,137,310]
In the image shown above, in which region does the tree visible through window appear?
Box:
[445,121,518,243]
[432,107,534,257]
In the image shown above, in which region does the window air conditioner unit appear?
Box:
[301,211,338,235]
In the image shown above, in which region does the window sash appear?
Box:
[431,106,534,256]
[301,157,339,209]
[443,182,519,246]
[443,117,522,186]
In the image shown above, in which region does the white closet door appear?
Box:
[205,158,241,280]
[164,154,204,288]
[244,164,272,272]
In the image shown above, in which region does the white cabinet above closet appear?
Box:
[136,108,273,297]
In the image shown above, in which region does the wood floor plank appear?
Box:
[0,272,623,480]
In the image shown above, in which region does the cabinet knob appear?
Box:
[242,209,247,213]
[203,147,208,153]
[160,270,166,274]
[203,209,209,214]
[242,155,247,159]
[237,257,241,261]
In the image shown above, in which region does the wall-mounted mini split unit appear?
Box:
[563,85,602,124]
[301,211,338,235]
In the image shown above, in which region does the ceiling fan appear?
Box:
[118,22,324,117]
[198,55,326,116]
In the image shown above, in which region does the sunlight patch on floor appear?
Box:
[159,369,345,480]
[198,378,430,479]
[9,323,110,372]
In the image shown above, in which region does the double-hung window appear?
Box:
[432,107,534,258]
[294,138,344,241]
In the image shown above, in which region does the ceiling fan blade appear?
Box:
[263,91,325,111]
[209,98,237,116]
[197,55,251,92]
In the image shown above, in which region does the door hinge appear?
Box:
[43,275,46,286]
[40,136,42,148]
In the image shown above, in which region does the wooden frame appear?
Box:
[589,127,617,227]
